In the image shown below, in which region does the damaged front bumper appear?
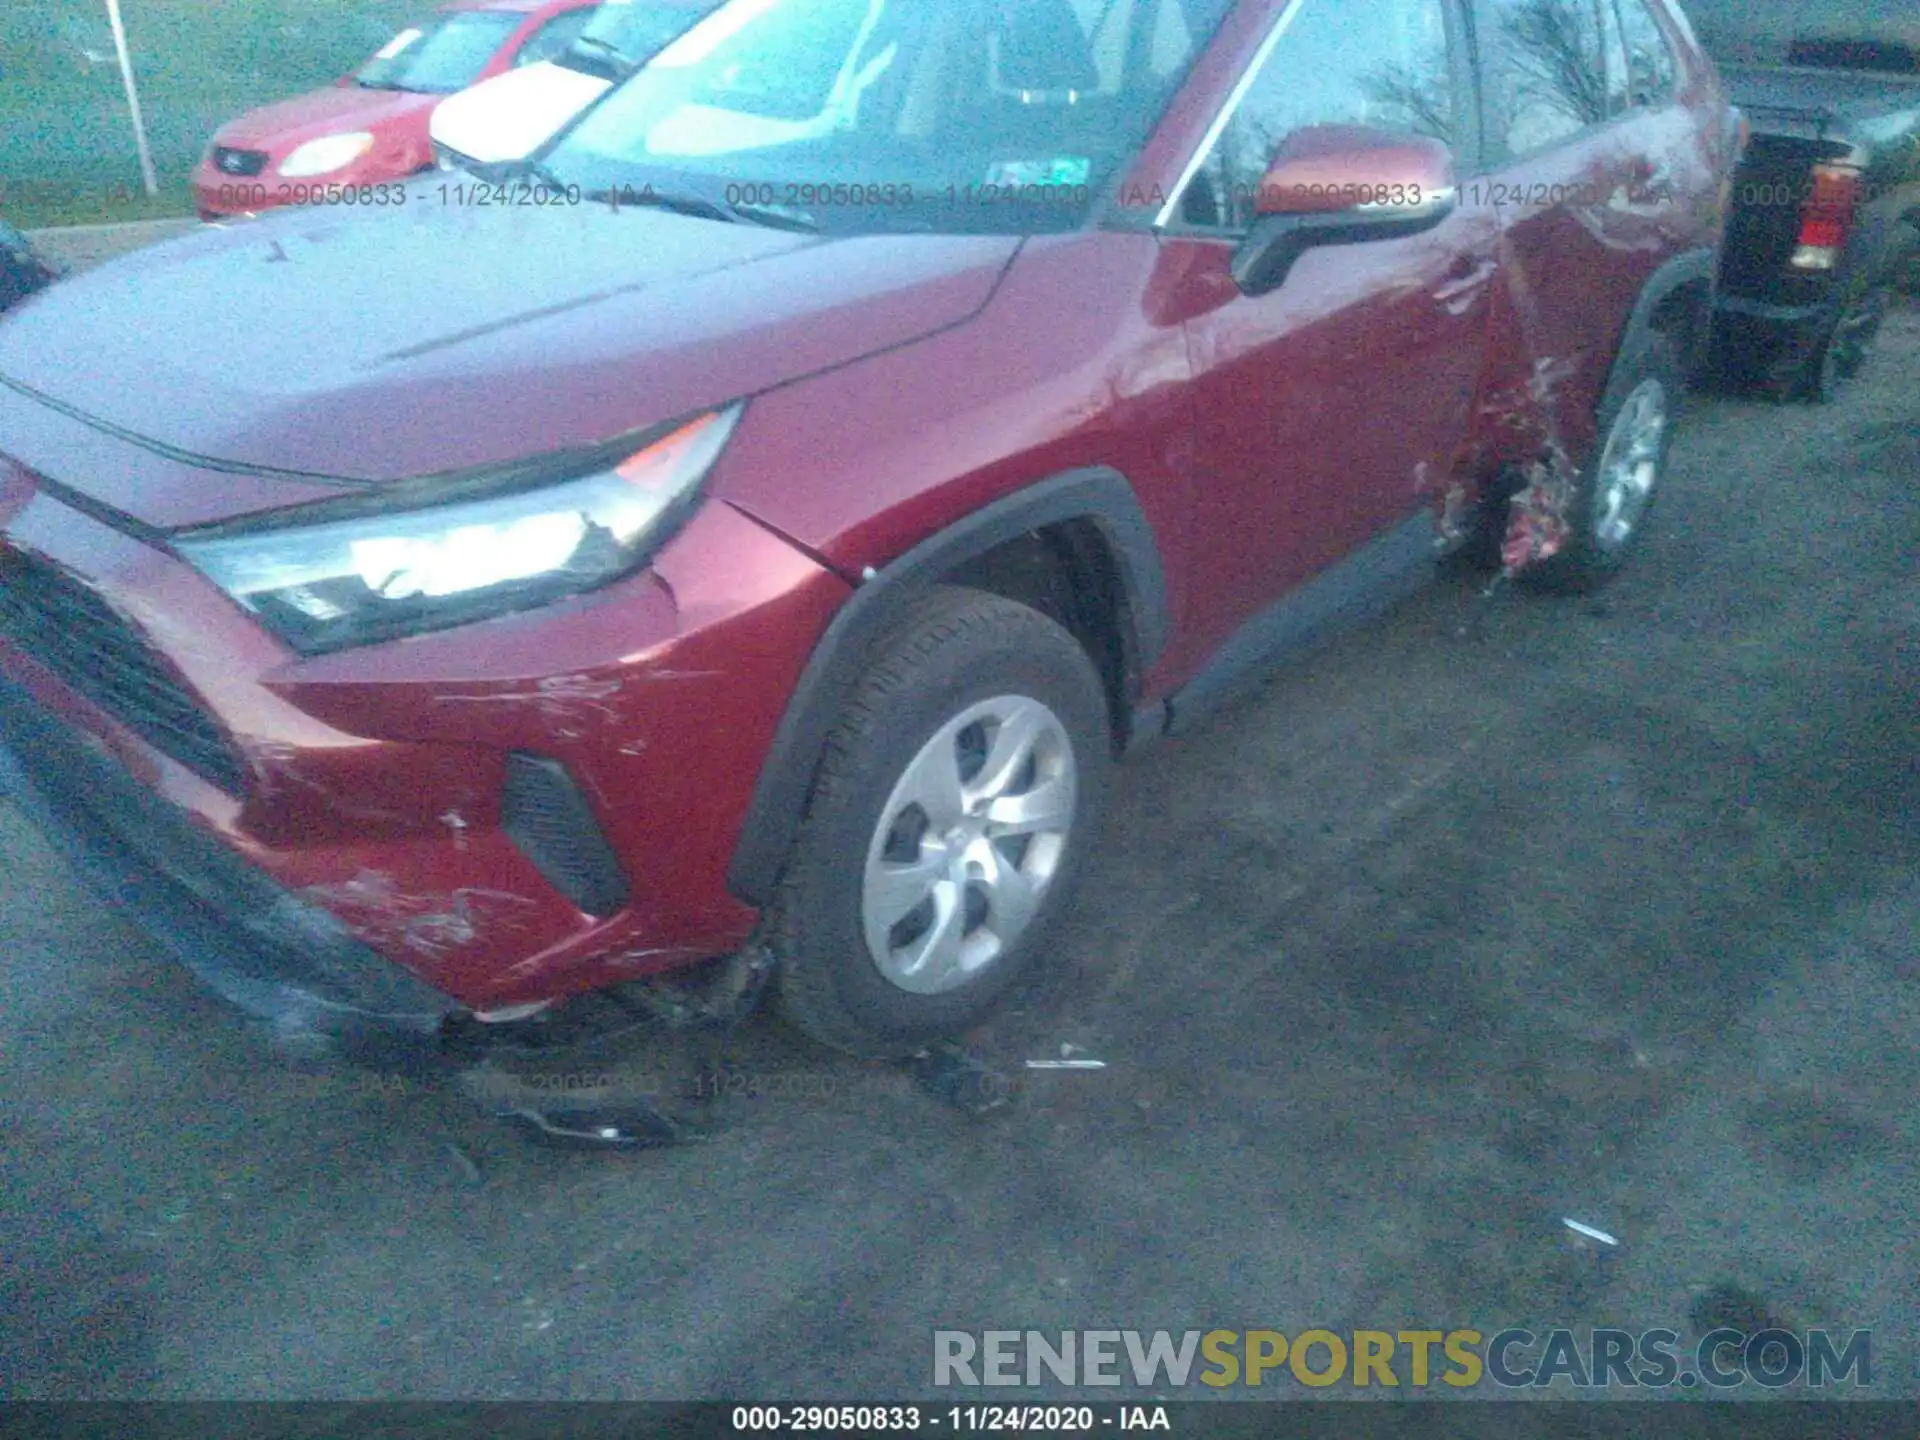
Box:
[0,676,458,1062]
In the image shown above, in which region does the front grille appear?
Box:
[0,546,244,792]
[502,752,631,916]
[212,146,269,177]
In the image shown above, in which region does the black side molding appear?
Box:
[1166,508,1437,735]
[725,467,1170,907]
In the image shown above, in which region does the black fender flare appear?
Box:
[726,467,1170,907]
[1619,245,1719,379]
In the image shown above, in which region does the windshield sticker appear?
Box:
[985,158,1091,189]
[374,28,423,60]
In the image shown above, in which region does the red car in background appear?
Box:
[191,0,601,220]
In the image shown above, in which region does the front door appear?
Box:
[1165,0,1500,664]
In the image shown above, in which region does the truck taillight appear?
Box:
[1791,164,1863,271]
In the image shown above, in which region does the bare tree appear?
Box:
[1361,62,1456,143]
[1495,0,1610,129]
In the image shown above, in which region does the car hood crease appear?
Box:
[0,202,1021,522]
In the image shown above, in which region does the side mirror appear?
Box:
[1231,125,1457,297]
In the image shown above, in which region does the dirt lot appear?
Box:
[0,244,1914,1399]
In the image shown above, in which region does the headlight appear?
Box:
[177,407,742,654]
[278,133,375,177]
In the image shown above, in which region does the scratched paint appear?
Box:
[248,753,416,825]
[299,870,539,959]
[436,672,626,741]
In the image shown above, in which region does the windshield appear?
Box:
[544,0,1234,234]
[354,11,523,92]
[560,0,718,73]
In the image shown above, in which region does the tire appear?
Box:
[1520,326,1682,593]
[1765,284,1890,405]
[770,586,1112,1057]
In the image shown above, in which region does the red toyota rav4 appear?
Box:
[0,0,1736,1063]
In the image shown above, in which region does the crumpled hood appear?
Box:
[0,198,1019,524]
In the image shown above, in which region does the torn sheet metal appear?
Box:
[1500,442,1578,571]
[1484,221,1589,576]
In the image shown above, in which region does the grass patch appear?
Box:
[2,182,196,231]
[2,0,419,227]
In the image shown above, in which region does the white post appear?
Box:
[104,0,159,197]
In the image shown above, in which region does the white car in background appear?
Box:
[430,0,719,171]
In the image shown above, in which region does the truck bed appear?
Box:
[1719,63,1920,140]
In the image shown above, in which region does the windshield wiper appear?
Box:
[559,34,632,79]
[730,201,820,234]
[587,184,737,224]
[586,184,819,233]
[517,159,568,188]
[572,34,633,63]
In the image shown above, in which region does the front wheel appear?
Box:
[770,586,1112,1057]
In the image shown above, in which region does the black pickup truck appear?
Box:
[1685,3,1920,400]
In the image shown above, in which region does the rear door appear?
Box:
[1465,0,1691,463]
[1163,0,1500,662]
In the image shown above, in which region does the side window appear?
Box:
[515,8,596,68]
[1185,0,1456,231]
[1612,0,1677,107]
[1476,0,1613,159]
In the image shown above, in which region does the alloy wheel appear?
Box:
[861,694,1077,995]
[1593,377,1668,551]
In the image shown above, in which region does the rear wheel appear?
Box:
[1767,283,1890,404]
[771,586,1111,1057]
[1519,327,1681,592]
